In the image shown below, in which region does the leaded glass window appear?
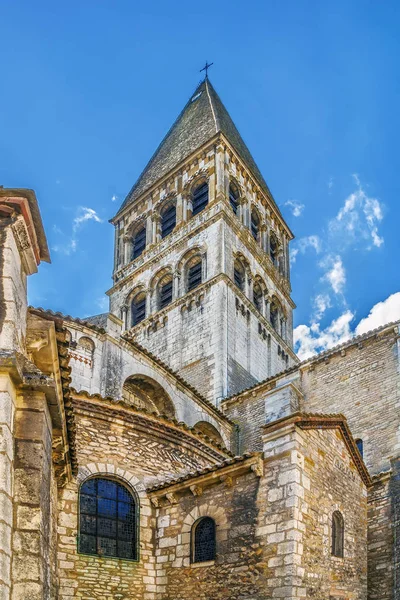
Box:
[331,511,344,558]
[192,517,216,563]
[192,183,208,216]
[161,205,176,238]
[79,478,138,560]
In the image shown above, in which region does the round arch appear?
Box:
[122,374,176,418]
[193,421,224,446]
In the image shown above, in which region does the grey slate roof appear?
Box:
[115,78,278,217]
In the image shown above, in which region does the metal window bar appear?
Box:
[160,280,173,308]
[229,188,238,214]
[132,296,146,325]
[188,262,202,291]
[234,267,244,290]
[161,205,176,238]
[192,183,208,216]
[193,517,216,563]
[132,227,146,259]
[79,478,137,560]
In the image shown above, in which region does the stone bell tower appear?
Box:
[107,77,297,402]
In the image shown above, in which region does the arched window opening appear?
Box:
[122,375,175,417]
[270,234,279,267]
[251,210,260,241]
[253,282,263,313]
[188,259,202,291]
[193,421,224,446]
[191,517,216,563]
[131,294,146,326]
[331,511,344,558]
[270,302,279,332]
[160,278,173,309]
[79,477,138,560]
[132,226,146,260]
[234,259,245,292]
[229,185,239,214]
[161,204,176,238]
[192,182,209,216]
[355,438,364,458]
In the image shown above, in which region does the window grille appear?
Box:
[355,438,363,458]
[192,517,216,563]
[253,285,263,312]
[188,261,202,291]
[251,211,260,241]
[161,205,176,238]
[79,478,137,560]
[132,296,146,325]
[234,264,245,291]
[160,280,173,308]
[229,186,238,214]
[192,183,208,216]
[132,227,146,259]
[331,511,344,558]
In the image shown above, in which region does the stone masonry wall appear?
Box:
[57,398,228,600]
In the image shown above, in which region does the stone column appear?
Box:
[11,390,53,600]
[121,305,128,331]
[0,375,16,600]
[176,193,183,225]
[173,271,181,300]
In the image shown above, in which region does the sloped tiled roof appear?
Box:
[115,78,278,217]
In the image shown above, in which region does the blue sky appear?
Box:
[1,1,399,358]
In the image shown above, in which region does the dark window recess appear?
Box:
[355,438,363,458]
[79,478,137,560]
[253,286,263,312]
[192,517,216,563]
[270,237,278,266]
[251,212,260,240]
[234,267,245,291]
[132,227,146,259]
[132,296,146,326]
[192,183,209,216]
[270,306,279,331]
[188,261,202,291]
[229,187,238,214]
[160,280,173,308]
[161,205,176,238]
[331,511,344,558]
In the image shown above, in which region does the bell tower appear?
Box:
[108,78,297,402]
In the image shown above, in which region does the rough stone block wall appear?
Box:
[367,474,393,600]
[57,398,227,600]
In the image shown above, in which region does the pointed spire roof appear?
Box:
[116,79,275,216]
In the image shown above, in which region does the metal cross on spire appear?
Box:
[200,61,214,79]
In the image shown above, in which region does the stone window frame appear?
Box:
[126,285,148,328]
[149,266,175,313]
[178,246,207,295]
[77,473,140,562]
[181,504,228,567]
[331,510,345,559]
[253,275,268,317]
[191,516,216,564]
[128,217,148,262]
[159,197,178,239]
[185,173,210,219]
[228,179,241,216]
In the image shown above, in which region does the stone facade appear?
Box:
[0,77,399,600]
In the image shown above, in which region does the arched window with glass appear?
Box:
[191,517,216,563]
[161,204,176,238]
[131,293,146,326]
[192,182,209,216]
[132,226,146,260]
[79,477,138,560]
[229,184,239,215]
[331,511,344,558]
[355,438,364,458]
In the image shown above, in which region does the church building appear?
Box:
[0,76,398,600]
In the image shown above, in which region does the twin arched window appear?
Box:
[79,478,138,560]
[191,517,216,563]
[331,511,344,558]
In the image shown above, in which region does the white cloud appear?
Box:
[321,255,346,294]
[284,199,305,217]
[291,235,321,263]
[294,310,354,360]
[96,296,109,311]
[312,293,332,321]
[355,292,400,335]
[329,176,384,249]
[111,194,118,202]
[52,207,103,255]
[328,176,334,191]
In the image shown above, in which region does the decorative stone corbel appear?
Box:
[189,485,203,497]
[166,492,178,505]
